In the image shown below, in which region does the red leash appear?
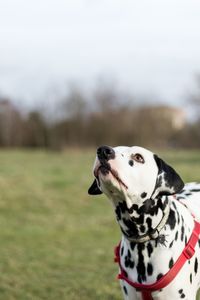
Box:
[114,220,200,300]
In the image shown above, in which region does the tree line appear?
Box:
[0,81,200,150]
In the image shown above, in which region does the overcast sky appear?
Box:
[0,0,200,109]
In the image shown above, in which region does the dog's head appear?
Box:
[88,146,184,208]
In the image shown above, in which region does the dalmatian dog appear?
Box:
[88,145,200,300]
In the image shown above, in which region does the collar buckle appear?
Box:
[183,244,195,259]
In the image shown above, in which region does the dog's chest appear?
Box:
[119,202,200,299]
[119,242,200,300]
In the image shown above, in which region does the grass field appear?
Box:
[0,149,200,300]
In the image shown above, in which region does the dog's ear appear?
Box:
[153,154,184,197]
[88,179,102,195]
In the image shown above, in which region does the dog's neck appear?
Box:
[113,195,194,284]
[113,194,171,243]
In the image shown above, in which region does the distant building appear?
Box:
[139,105,186,130]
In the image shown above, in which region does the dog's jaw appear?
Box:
[94,161,128,195]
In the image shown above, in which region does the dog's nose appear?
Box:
[97,146,115,161]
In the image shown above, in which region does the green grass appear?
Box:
[0,149,199,300]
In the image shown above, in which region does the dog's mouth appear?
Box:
[94,162,128,190]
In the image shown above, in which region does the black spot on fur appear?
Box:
[146,217,152,231]
[122,218,139,237]
[123,201,129,212]
[175,231,178,241]
[169,240,174,248]
[128,204,138,215]
[181,225,184,241]
[115,206,121,221]
[172,201,177,209]
[138,198,156,215]
[176,196,185,201]
[121,246,124,256]
[190,273,192,283]
[177,212,180,224]
[127,249,131,258]
[190,189,200,192]
[124,257,129,268]
[134,214,144,225]
[178,288,186,298]
[127,207,134,215]
[147,242,153,258]
[157,273,163,281]
[123,270,128,278]
[141,192,147,198]
[185,236,187,246]
[167,209,176,230]
[147,263,153,276]
[140,225,146,233]
[124,250,134,269]
[137,244,146,283]
[194,257,198,274]
[125,256,134,268]
[130,242,136,251]
[123,285,128,295]
[169,258,174,269]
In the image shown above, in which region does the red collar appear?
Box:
[114,220,200,300]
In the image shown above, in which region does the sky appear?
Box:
[0,0,200,109]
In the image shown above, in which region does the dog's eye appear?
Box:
[132,153,145,164]
[129,160,134,167]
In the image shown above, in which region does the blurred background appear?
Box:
[1,1,200,300]
[1,0,200,150]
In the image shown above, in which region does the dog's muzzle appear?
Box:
[94,145,114,177]
[94,146,128,190]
